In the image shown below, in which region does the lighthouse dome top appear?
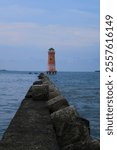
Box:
[49,48,55,51]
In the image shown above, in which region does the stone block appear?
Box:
[33,80,43,85]
[47,95,69,113]
[38,73,45,79]
[51,106,90,148]
[48,84,56,92]
[49,90,60,99]
[51,106,79,122]
[31,84,49,101]
[62,138,100,150]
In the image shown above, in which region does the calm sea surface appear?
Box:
[0,71,100,139]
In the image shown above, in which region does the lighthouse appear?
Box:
[47,48,57,74]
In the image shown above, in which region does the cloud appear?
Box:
[68,9,93,16]
[0,4,47,22]
[0,23,99,48]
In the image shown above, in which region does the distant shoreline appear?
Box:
[0,69,8,72]
[95,70,100,72]
[0,70,100,73]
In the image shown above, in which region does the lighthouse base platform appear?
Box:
[46,71,57,75]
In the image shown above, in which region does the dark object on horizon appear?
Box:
[29,72,38,75]
[29,72,33,74]
[47,48,57,75]
[95,70,100,72]
[34,72,38,74]
[0,69,7,72]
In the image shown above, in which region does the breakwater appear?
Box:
[0,73,100,150]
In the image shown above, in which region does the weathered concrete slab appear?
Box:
[47,95,69,113]
[31,84,49,101]
[0,98,59,150]
[51,106,91,149]
[62,138,100,150]
[49,91,60,100]
[33,80,43,85]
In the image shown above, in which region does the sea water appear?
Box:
[0,71,100,139]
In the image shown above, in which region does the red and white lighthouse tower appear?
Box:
[47,48,57,74]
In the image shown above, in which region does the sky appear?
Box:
[0,0,100,72]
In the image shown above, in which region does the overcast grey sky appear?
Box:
[0,0,100,71]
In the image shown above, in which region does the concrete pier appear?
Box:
[0,73,100,150]
[0,99,59,150]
